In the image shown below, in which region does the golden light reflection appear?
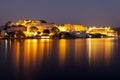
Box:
[87,38,115,67]
[11,40,21,79]
[22,39,51,75]
[8,38,118,79]
[87,38,92,65]
[41,36,50,39]
[4,40,8,59]
[31,39,38,69]
[24,40,30,63]
[23,40,31,77]
[11,39,50,73]
[59,39,66,66]
[38,39,44,65]
[104,38,115,65]
[75,39,86,64]
[16,41,20,72]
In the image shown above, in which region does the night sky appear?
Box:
[0,0,120,27]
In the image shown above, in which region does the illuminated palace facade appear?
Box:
[0,20,118,38]
[8,20,56,37]
[87,27,118,37]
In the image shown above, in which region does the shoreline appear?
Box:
[0,36,119,40]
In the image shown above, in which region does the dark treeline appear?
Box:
[112,27,120,36]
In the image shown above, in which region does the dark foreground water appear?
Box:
[0,38,120,80]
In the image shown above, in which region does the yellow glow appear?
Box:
[74,39,86,64]
[10,39,54,78]
[57,24,87,32]
[59,39,66,66]
[5,40,8,57]
[33,32,37,36]
[88,39,92,65]
[24,40,30,75]
[16,41,20,71]
[58,26,66,31]
[10,20,55,37]
[87,38,114,67]
[41,36,50,39]
[88,26,117,37]
[11,40,20,79]
[7,19,119,38]
[32,39,37,63]
[39,39,51,59]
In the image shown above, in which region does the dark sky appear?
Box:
[0,0,120,27]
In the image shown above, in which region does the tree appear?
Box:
[40,20,47,23]
[4,21,11,27]
[43,29,50,34]
[18,25,25,27]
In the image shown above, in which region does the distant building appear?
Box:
[1,20,118,38]
[7,26,27,32]
[88,27,118,37]
[7,20,56,37]
[56,24,87,38]
[57,24,87,32]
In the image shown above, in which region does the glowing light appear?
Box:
[58,26,66,31]
[59,39,66,66]
[9,20,55,37]
[6,19,118,38]
[57,24,87,32]
[41,36,50,39]
[88,26,117,37]
[86,38,114,67]
[33,32,37,36]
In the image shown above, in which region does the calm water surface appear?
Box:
[0,38,120,80]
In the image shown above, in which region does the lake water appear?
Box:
[0,38,120,80]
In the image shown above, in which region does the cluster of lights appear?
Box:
[88,27,117,36]
[5,20,118,38]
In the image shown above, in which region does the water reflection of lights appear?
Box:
[4,40,12,60]
[87,38,92,66]
[11,39,52,78]
[5,40,8,58]
[23,39,38,76]
[15,41,20,73]
[75,39,86,64]
[87,38,115,67]
[2,38,117,79]
[41,39,50,42]
[59,39,66,66]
